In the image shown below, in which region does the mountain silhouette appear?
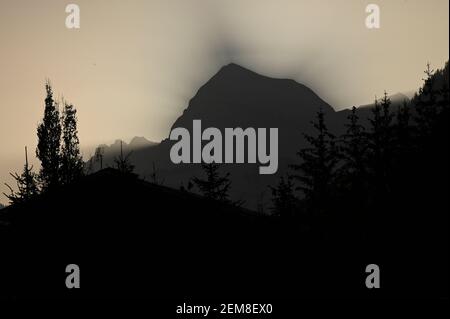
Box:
[92,136,157,167]
[356,92,410,110]
[95,63,365,209]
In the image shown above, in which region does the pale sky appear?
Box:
[0,0,448,203]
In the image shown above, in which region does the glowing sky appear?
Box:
[0,0,448,203]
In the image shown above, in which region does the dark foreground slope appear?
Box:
[1,148,448,300]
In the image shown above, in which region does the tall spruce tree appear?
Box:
[36,81,62,191]
[367,92,394,199]
[4,147,39,204]
[413,62,450,141]
[270,175,297,217]
[415,63,438,137]
[438,62,449,112]
[60,102,84,184]
[114,141,135,174]
[192,162,231,202]
[290,108,338,211]
[395,100,413,154]
[339,106,368,198]
[94,146,104,170]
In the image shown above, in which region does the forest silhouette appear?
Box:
[0,62,448,299]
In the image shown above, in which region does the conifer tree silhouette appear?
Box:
[367,92,394,199]
[270,175,297,217]
[338,106,368,203]
[415,63,439,137]
[150,162,164,185]
[192,162,231,202]
[395,100,413,154]
[4,147,39,204]
[60,101,84,184]
[114,141,135,174]
[437,62,449,112]
[36,81,61,191]
[290,108,338,212]
[94,146,104,170]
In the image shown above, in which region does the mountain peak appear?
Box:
[130,136,148,145]
[170,61,334,136]
[214,63,262,80]
[129,136,157,148]
[220,63,251,71]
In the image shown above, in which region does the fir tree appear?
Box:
[415,63,439,137]
[114,141,135,174]
[94,146,104,170]
[367,92,394,198]
[437,62,449,112]
[36,81,61,191]
[395,100,413,154]
[192,162,231,202]
[4,147,39,204]
[290,108,339,211]
[270,175,297,217]
[60,102,84,184]
[339,106,368,198]
[150,162,164,185]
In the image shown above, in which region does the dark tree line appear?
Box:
[4,81,84,203]
[172,61,449,215]
[3,62,447,217]
[4,81,137,205]
[271,62,450,223]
